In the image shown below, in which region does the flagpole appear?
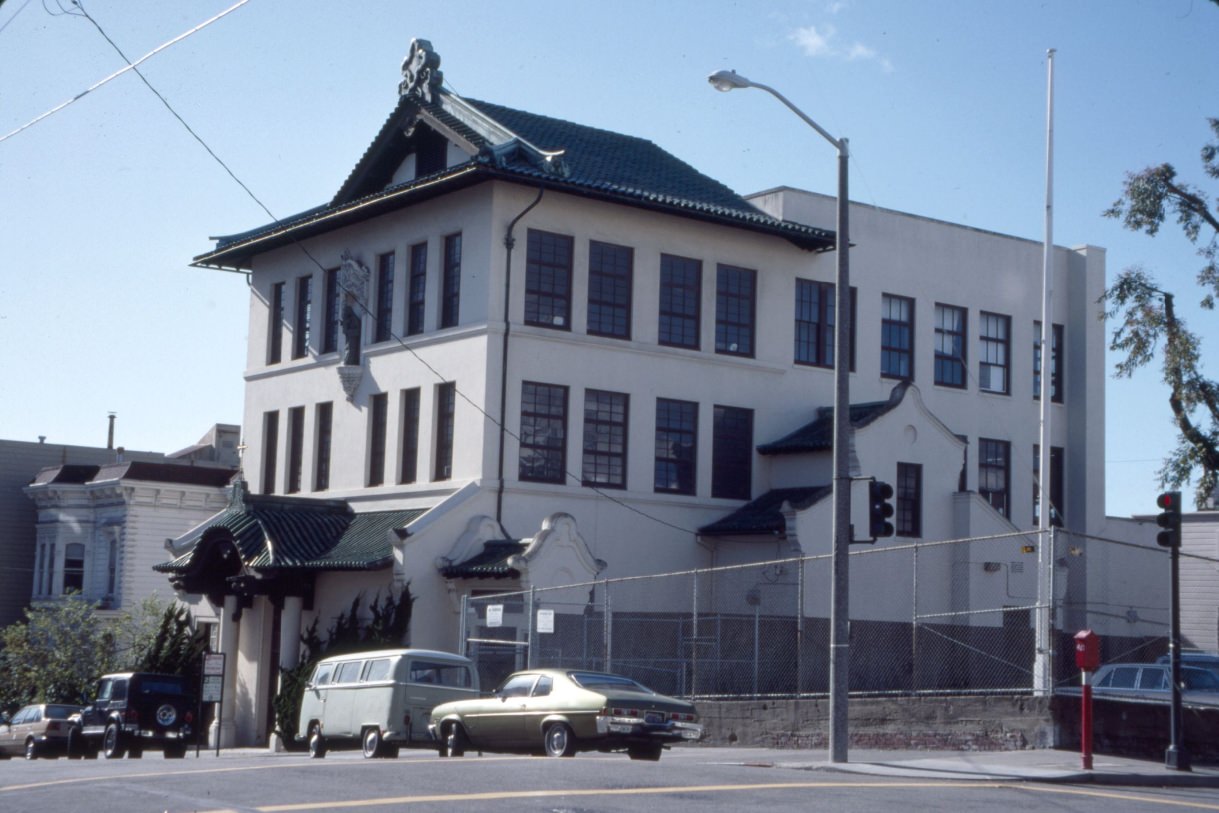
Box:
[1034,47,1056,695]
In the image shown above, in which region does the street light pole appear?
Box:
[708,70,852,763]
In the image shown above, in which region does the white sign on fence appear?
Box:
[537,608,554,634]
[486,604,503,627]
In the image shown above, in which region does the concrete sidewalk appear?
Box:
[783,748,1219,788]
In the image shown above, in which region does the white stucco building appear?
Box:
[163,40,1131,746]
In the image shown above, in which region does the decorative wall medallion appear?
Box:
[338,250,370,308]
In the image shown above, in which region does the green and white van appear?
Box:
[298,648,478,758]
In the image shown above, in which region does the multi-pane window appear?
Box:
[267,282,285,364]
[63,543,84,593]
[314,401,332,491]
[582,389,628,488]
[795,280,857,369]
[400,388,421,484]
[441,233,462,329]
[519,382,568,484]
[654,398,698,495]
[407,242,427,336]
[434,382,456,481]
[286,406,305,494]
[934,303,967,388]
[896,462,923,537]
[525,229,573,330]
[374,252,395,343]
[881,294,914,380]
[978,438,1011,518]
[979,311,1011,394]
[715,264,756,357]
[712,405,753,500]
[1033,444,1065,527]
[261,410,279,495]
[587,241,633,339]
[659,254,701,349]
[368,392,388,487]
[322,267,340,354]
[293,275,312,359]
[1034,322,1064,403]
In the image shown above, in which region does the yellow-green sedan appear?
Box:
[428,669,702,761]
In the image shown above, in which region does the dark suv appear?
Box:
[75,672,197,758]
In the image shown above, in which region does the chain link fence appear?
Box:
[458,529,1194,699]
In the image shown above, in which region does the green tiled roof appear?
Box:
[757,399,898,455]
[195,83,834,269]
[155,492,426,574]
[440,540,526,580]
[698,487,828,537]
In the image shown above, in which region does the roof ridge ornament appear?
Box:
[399,39,443,102]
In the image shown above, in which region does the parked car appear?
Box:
[74,672,198,759]
[1084,662,1219,705]
[428,669,703,761]
[1155,651,1219,673]
[0,703,81,760]
[298,648,479,758]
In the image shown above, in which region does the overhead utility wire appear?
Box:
[69,3,700,538]
[0,0,248,145]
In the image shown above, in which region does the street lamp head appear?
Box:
[707,69,753,92]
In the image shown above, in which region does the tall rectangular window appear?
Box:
[712,405,753,500]
[374,252,395,343]
[979,438,1011,518]
[400,387,421,484]
[1034,322,1064,403]
[267,282,285,364]
[293,275,312,359]
[795,281,857,369]
[715,264,755,357]
[582,389,628,488]
[261,410,279,494]
[881,293,914,380]
[587,240,633,339]
[654,398,698,495]
[896,462,923,537]
[934,303,967,388]
[519,381,568,484]
[1033,444,1065,527]
[525,229,573,330]
[659,254,701,349]
[286,405,305,494]
[407,242,427,336]
[979,311,1010,394]
[368,392,388,487]
[440,233,462,329]
[314,401,333,491]
[434,382,456,481]
[63,543,84,594]
[322,267,340,354]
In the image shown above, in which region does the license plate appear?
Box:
[645,711,664,725]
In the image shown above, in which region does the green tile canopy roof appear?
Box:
[698,486,829,537]
[194,41,834,270]
[439,540,527,580]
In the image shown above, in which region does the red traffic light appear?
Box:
[1156,492,1177,511]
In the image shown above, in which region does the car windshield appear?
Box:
[1183,668,1219,691]
[569,672,651,693]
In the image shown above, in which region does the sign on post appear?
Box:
[200,652,225,757]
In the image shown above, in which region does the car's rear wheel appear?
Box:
[102,723,126,759]
[362,727,384,759]
[627,743,663,761]
[543,723,576,757]
[24,737,38,760]
[307,723,327,759]
[442,724,467,757]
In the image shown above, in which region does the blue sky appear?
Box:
[1,0,1216,519]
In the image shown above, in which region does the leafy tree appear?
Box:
[1102,117,1219,506]
[132,602,208,687]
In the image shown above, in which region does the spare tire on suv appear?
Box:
[75,673,197,759]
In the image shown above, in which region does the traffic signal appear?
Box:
[1156,491,1181,548]
[868,480,895,538]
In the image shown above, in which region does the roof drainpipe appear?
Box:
[107,412,116,450]
[496,186,545,535]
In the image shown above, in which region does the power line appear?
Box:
[69,2,702,539]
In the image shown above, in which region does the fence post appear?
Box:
[603,579,612,673]
[458,593,469,658]
[911,541,919,692]
[797,556,805,697]
[526,587,536,670]
[691,570,699,698]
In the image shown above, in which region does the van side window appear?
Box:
[311,663,334,687]
[363,658,392,682]
[411,661,472,688]
[335,661,363,684]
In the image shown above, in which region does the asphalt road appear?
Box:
[3,746,1218,813]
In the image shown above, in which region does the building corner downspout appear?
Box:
[496,187,545,534]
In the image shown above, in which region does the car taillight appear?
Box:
[669,712,696,722]
[47,721,64,733]
[184,711,194,724]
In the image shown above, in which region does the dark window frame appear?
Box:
[979,311,1011,395]
[407,242,427,336]
[654,398,698,495]
[1034,321,1064,403]
[519,381,569,484]
[979,437,1011,518]
[881,293,914,380]
[322,267,340,354]
[1033,444,1065,527]
[368,392,388,487]
[268,282,285,365]
[587,240,633,339]
[896,462,923,537]
[313,401,333,492]
[440,233,462,329]
[582,389,628,489]
[293,275,312,360]
[659,254,701,349]
[715,264,756,357]
[400,387,421,485]
[261,410,279,495]
[934,302,967,388]
[286,405,305,494]
[795,279,857,370]
[374,252,395,343]
[525,229,573,331]
[712,405,753,500]
[434,382,456,481]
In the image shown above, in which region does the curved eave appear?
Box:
[193,165,835,271]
